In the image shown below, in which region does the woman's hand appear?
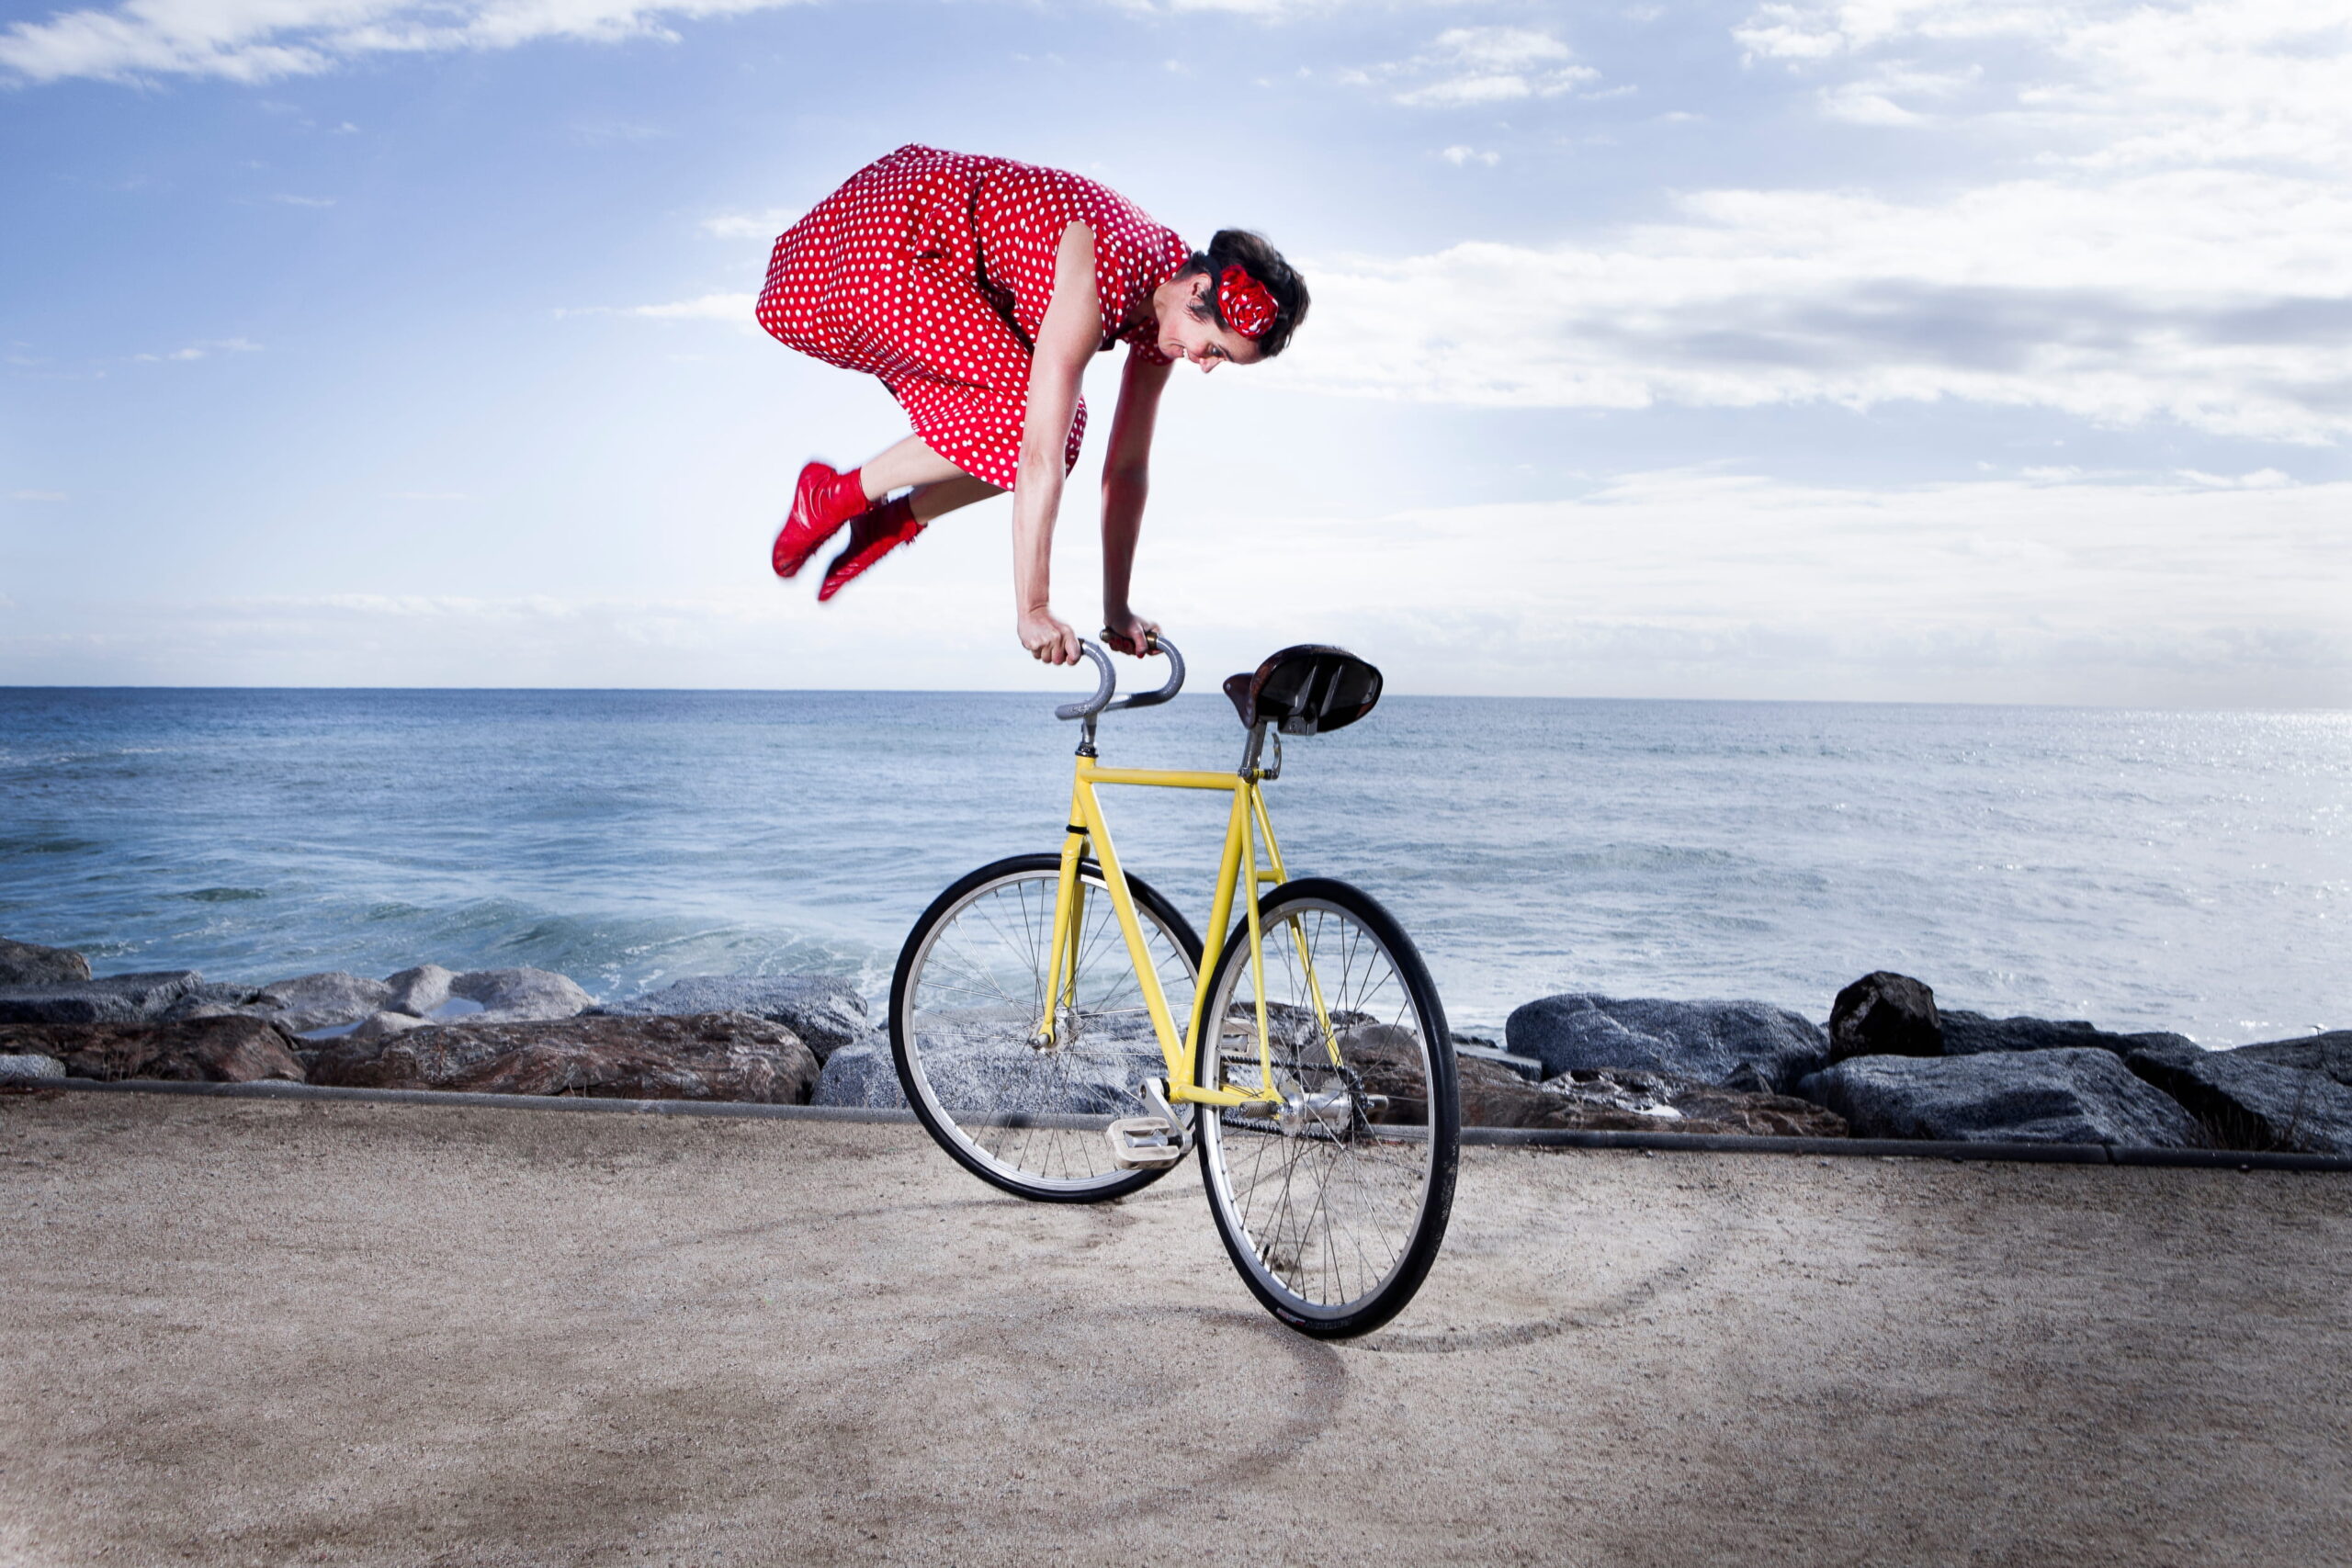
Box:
[1019,607,1081,665]
[1102,610,1160,658]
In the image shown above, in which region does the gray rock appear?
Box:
[382,964,457,1017]
[0,938,91,987]
[0,971,205,1026]
[1453,1058,1848,1136]
[0,1051,66,1081]
[1939,1010,2195,1058]
[449,967,592,1022]
[1828,972,1940,1063]
[2227,1030,2352,1089]
[2125,1041,2352,1156]
[250,971,395,1033]
[311,1011,814,1103]
[156,982,273,1022]
[858,1010,1169,1120]
[1505,994,1830,1095]
[0,1017,304,1084]
[348,1010,429,1043]
[811,1035,908,1110]
[594,975,870,1061]
[1797,1048,2202,1146]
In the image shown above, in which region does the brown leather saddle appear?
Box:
[1221,646,1383,735]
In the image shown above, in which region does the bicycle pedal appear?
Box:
[1106,1116,1186,1169]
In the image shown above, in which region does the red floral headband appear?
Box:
[1217,265,1279,339]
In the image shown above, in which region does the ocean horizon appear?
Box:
[4,685,2345,1045]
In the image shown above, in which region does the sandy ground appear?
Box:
[3,1092,2347,1568]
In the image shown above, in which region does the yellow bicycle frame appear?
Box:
[1036,753,1341,1109]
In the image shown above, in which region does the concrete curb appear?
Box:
[1460,1124,2352,1170]
[34,1077,2352,1170]
[42,1077,919,1124]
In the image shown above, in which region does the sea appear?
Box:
[1,688,2345,1045]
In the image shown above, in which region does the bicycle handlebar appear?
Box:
[1055,636,1186,722]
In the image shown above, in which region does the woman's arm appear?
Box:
[1099,345,1170,656]
[1011,222,1104,666]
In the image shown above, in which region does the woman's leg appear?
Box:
[857,435,969,499]
[908,474,1002,523]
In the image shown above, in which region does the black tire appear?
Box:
[1194,878,1458,1337]
[891,853,1204,1203]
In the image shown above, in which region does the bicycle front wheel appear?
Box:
[1195,878,1458,1337]
[891,854,1202,1202]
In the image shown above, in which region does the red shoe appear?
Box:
[817,497,924,602]
[772,461,870,579]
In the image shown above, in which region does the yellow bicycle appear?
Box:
[888,638,1459,1337]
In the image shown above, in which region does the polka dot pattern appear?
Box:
[755,143,1193,491]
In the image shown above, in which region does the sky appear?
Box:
[1,0,2346,703]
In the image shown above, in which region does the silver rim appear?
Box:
[900,867,1197,1194]
[1200,899,1440,1320]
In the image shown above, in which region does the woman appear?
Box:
[756,143,1308,666]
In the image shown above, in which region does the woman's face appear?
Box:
[1156,274,1265,372]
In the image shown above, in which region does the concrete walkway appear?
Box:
[4,1091,2347,1566]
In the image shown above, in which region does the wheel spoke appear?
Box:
[1198,887,1454,1333]
[899,865,1195,1200]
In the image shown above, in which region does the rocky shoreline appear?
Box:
[2,938,2346,1154]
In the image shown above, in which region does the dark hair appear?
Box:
[1182,229,1309,359]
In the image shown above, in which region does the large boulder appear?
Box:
[0,1051,66,1082]
[448,967,592,1023]
[310,1010,815,1103]
[382,964,458,1017]
[250,971,395,1033]
[1828,972,1940,1063]
[0,938,91,987]
[157,982,277,1022]
[1939,1010,2195,1058]
[811,1035,908,1110]
[0,1017,305,1084]
[347,1010,429,1043]
[0,971,205,1026]
[830,1012,1165,1115]
[1505,994,1829,1095]
[594,975,871,1061]
[1797,1048,2201,1146]
[2227,1030,2352,1089]
[2125,1041,2352,1156]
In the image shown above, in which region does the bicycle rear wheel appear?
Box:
[1195,878,1458,1337]
[892,853,1202,1202]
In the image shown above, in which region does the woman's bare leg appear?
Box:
[907,475,1003,523]
[854,435,1001,519]
[857,435,967,499]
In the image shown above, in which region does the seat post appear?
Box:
[1238,721,1277,779]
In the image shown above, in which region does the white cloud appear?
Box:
[1145,469,2352,703]
[130,336,262,363]
[0,0,817,84]
[1736,0,2352,174]
[10,471,2340,703]
[1277,3,2352,442]
[626,291,757,324]
[1274,166,2352,440]
[1357,25,1601,109]
[701,210,795,240]
[1439,145,1499,166]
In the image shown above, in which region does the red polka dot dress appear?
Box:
[756,145,1193,490]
